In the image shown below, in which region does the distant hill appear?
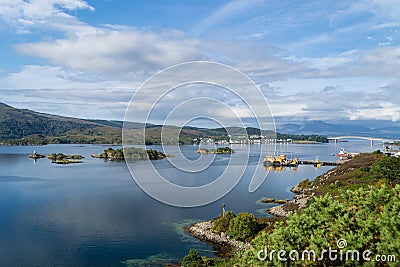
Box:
[277,120,399,139]
[0,103,221,145]
[0,103,101,139]
[0,103,128,144]
[0,102,328,145]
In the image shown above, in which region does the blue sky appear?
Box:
[0,0,399,123]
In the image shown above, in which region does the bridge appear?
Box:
[327,136,396,146]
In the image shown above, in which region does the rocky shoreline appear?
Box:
[265,163,347,217]
[265,179,317,217]
[187,161,356,250]
[266,193,313,217]
[187,221,251,252]
[187,182,315,249]
[187,181,316,250]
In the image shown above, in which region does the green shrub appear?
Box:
[182,249,204,267]
[227,212,258,241]
[371,156,400,185]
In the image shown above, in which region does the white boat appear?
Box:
[337,148,352,160]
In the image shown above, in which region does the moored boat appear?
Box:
[337,148,352,160]
[263,154,299,167]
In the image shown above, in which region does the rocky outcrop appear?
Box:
[188,221,250,251]
[267,193,314,217]
[196,147,234,154]
[28,152,46,159]
[260,197,289,204]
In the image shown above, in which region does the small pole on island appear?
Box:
[221,203,225,217]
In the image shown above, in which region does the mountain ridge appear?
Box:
[277,120,399,139]
[1,102,397,144]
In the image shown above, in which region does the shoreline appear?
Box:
[186,166,333,250]
[186,179,317,251]
[266,193,312,217]
[265,180,316,217]
[186,221,251,254]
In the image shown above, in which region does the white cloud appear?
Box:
[200,41,320,81]
[327,46,400,78]
[1,0,204,75]
[0,65,131,89]
[295,50,357,70]
[1,0,399,125]
[287,46,400,80]
[265,75,400,122]
[349,103,400,122]
[0,65,138,119]
[0,0,94,34]
[15,30,203,74]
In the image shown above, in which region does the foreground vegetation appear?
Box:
[238,185,399,266]
[180,153,400,266]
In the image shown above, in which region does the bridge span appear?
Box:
[327,136,396,146]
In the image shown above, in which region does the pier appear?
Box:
[264,159,347,167]
[299,159,347,166]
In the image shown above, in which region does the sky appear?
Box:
[0,0,399,125]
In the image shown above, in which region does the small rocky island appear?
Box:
[29,152,84,164]
[196,147,234,154]
[46,153,84,164]
[91,147,169,161]
[28,152,46,159]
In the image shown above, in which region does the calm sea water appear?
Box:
[0,141,382,266]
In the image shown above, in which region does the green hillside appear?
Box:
[0,103,122,145]
[0,103,100,139]
[0,103,328,145]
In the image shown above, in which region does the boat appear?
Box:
[313,156,321,168]
[263,154,299,167]
[337,148,352,160]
